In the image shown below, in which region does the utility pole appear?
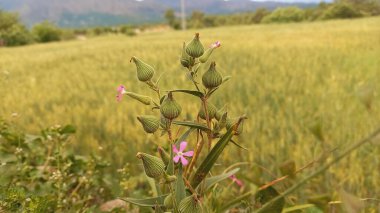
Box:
[180,0,187,30]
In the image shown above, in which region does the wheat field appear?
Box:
[1,17,379,203]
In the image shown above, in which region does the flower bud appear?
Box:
[164,193,174,210]
[199,41,220,63]
[130,56,155,82]
[185,33,204,58]
[160,115,171,130]
[179,195,202,213]
[125,92,152,105]
[226,118,244,135]
[181,42,195,68]
[157,146,170,165]
[160,92,182,120]
[137,115,160,134]
[198,103,217,120]
[136,152,165,179]
[202,62,222,89]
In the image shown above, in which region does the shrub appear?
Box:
[0,10,31,46]
[32,21,62,43]
[320,3,362,20]
[262,7,305,23]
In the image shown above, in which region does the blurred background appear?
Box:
[0,0,380,211]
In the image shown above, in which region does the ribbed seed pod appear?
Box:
[216,112,228,130]
[198,103,217,120]
[180,42,195,68]
[202,62,222,89]
[179,195,202,213]
[164,193,173,210]
[226,118,244,135]
[160,115,171,130]
[130,56,155,82]
[215,106,227,121]
[137,115,160,133]
[125,92,152,105]
[136,152,165,179]
[185,33,204,58]
[160,92,182,120]
[157,146,170,166]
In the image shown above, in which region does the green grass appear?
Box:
[1,17,380,201]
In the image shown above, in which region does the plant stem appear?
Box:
[255,127,380,213]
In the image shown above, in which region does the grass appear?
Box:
[1,17,380,203]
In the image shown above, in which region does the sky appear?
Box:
[250,0,333,2]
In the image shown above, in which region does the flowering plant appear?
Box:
[117,33,249,212]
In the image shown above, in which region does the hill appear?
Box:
[0,0,323,27]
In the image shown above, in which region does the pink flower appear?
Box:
[116,85,127,102]
[173,141,194,166]
[229,175,244,188]
[211,41,221,48]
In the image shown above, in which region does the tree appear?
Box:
[320,3,361,19]
[0,10,31,46]
[32,21,62,43]
[164,9,180,30]
[262,7,305,23]
[189,11,205,29]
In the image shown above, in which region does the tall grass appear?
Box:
[1,17,379,199]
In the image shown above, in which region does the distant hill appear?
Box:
[0,0,324,28]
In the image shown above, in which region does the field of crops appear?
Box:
[1,16,380,210]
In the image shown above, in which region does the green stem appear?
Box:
[255,127,380,213]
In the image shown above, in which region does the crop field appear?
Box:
[1,17,380,210]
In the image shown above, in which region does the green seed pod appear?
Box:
[126,92,152,105]
[164,193,173,210]
[216,112,228,130]
[160,92,182,120]
[137,115,160,133]
[202,62,222,89]
[215,106,227,121]
[198,103,217,120]
[185,33,204,58]
[226,118,244,135]
[163,173,177,183]
[136,152,165,179]
[199,41,220,63]
[180,42,195,68]
[130,56,155,82]
[160,115,171,130]
[157,146,170,165]
[179,195,202,213]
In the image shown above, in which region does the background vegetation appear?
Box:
[1,15,379,211]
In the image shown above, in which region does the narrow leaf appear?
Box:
[190,127,234,188]
[282,204,316,212]
[175,128,195,146]
[120,194,167,207]
[230,139,248,151]
[175,165,186,204]
[204,168,240,190]
[171,89,204,98]
[172,120,210,131]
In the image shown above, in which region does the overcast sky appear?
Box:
[250,0,333,2]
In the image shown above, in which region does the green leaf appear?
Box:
[219,191,253,211]
[172,121,210,131]
[175,165,186,204]
[190,127,234,189]
[171,89,204,98]
[282,204,316,212]
[175,128,195,146]
[222,76,231,83]
[59,125,76,134]
[230,139,248,151]
[120,194,167,207]
[204,168,240,190]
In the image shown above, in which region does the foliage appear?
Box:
[0,119,113,212]
[0,10,31,46]
[262,7,306,23]
[320,3,362,19]
[32,21,62,43]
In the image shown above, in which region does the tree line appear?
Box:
[165,0,380,29]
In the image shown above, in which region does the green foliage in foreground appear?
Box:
[0,17,380,211]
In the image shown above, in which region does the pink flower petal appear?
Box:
[172,144,179,153]
[179,141,187,152]
[211,41,221,48]
[236,179,244,187]
[173,155,180,163]
[183,151,194,157]
[180,156,188,166]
